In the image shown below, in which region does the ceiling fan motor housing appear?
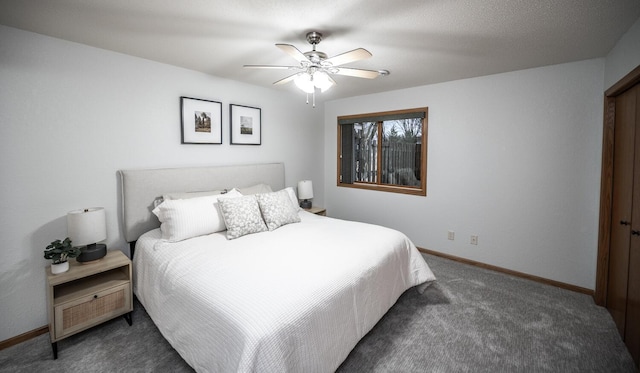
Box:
[306,31,323,46]
[304,32,326,63]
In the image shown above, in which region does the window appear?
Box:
[337,107,427,196]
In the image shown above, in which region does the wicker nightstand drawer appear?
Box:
[54,283,131,339]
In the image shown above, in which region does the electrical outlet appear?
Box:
[448,230,455,240]
[470,235,478,245]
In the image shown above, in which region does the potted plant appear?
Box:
[44,238,81,274]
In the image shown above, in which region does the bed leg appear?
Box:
[51,342,58,359]
[129,241,136,259]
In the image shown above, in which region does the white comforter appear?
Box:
[134,211,435,372]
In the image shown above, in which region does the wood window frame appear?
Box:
[336,107,428,196]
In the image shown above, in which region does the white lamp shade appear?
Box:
[294,73,315,93]
[67,207,107,247]
[297,180,314,200]
[313,71,334,92]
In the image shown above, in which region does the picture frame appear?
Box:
[180,96,222,144]
[230,104,261,145]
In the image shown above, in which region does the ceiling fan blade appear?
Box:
[276,44,309,63]
[334,67,380,79]
[243,64,297,69]
[325,48,372,67]
[273,74,298,85]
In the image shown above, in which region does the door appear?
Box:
[626,84,640,367]
[606,83,640,367]
[607,84,636,336]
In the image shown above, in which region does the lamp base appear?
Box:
[300,199,312,209]
[77,243,107,263]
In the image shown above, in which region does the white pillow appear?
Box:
[237,183,273,195]
[256,190,301,231]
[163,189,226,200]
[218,195,268,240]
[152,189,242,242]
[283,187,301,211]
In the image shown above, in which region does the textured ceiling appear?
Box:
[1,0,639,102]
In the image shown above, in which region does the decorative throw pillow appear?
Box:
[218,195,268,239]
[152,196,164,209]
[256,189,301,231]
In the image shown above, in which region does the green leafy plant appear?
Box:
[43,238,81,264]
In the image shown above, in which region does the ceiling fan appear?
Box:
[244,31,389,106]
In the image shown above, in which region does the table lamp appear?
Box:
[297,180,313,209]
[67,207,107,263]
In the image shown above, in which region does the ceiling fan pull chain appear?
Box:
[305,92,309,105]
[313,90,316,108]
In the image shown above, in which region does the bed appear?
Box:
[119,163,436,372]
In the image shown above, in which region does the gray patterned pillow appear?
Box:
[256,190,301,231]
[218,195,268,239]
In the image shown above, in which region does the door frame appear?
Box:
[595,65,640,306]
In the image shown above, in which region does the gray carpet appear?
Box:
[0,254,635,372]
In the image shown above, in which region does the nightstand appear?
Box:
[45,250,133,359]
[304,206,326,216]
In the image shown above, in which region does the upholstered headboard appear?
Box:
[119,163,285,244]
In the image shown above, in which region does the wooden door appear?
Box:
[607,85,637,336]
[626,84,640,367]
[597,65,640,370]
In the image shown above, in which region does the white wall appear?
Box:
[324,59,605,290]
[604,16,640,89]
[0,25,324,341]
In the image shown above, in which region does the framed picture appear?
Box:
[180,97,222,144]
[230,104,261,145]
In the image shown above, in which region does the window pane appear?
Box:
[353,122,378,183]
[337,107,427,196]
[381,119,422,186]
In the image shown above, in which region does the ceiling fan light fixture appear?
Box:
[246,31,386,105]
[313,71,334,92]
[294,73,315,93]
